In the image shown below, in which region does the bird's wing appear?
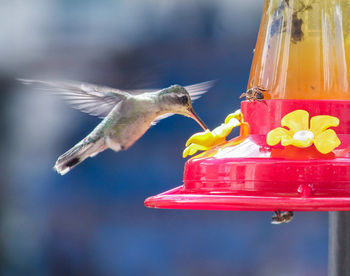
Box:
[19,79,129,118]
[151,80,215,126]
[129,80,215,100]
[185,80,215,101]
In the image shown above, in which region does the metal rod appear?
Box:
[329,211,350,276]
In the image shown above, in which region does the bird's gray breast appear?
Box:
[104,98,157,151]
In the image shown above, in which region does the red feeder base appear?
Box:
[145,100,350,211]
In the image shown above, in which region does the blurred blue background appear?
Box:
[1,0,328,275]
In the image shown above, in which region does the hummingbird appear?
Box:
[19,79,213,175]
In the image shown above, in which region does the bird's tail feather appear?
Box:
[54,138,106,175]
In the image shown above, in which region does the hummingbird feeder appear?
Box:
[145,0,350,212]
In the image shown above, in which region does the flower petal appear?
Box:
[290,138,313,148]
[185,129,215,147]
[281,135,293,146]
[183,144,210,158]
[225,118,241,128]
[267,127,290,146]
[224,109,242,124]
[212,121,239,139]
[314,129,341,154]
[281,110,309,133]
[310,115,339,136]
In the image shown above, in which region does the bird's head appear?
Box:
[159,85,207,130]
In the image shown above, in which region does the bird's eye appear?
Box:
[180,95,189,104]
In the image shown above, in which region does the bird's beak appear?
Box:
[188,107,208,130]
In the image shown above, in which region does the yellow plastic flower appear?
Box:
[266,110,341,154]
[183,109,243,158]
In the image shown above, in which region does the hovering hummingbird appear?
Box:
[20,79,213,175]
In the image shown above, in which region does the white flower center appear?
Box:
[293,130,314,141]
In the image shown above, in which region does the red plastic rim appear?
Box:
[144,187,350,211]
[145,100,350,211]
